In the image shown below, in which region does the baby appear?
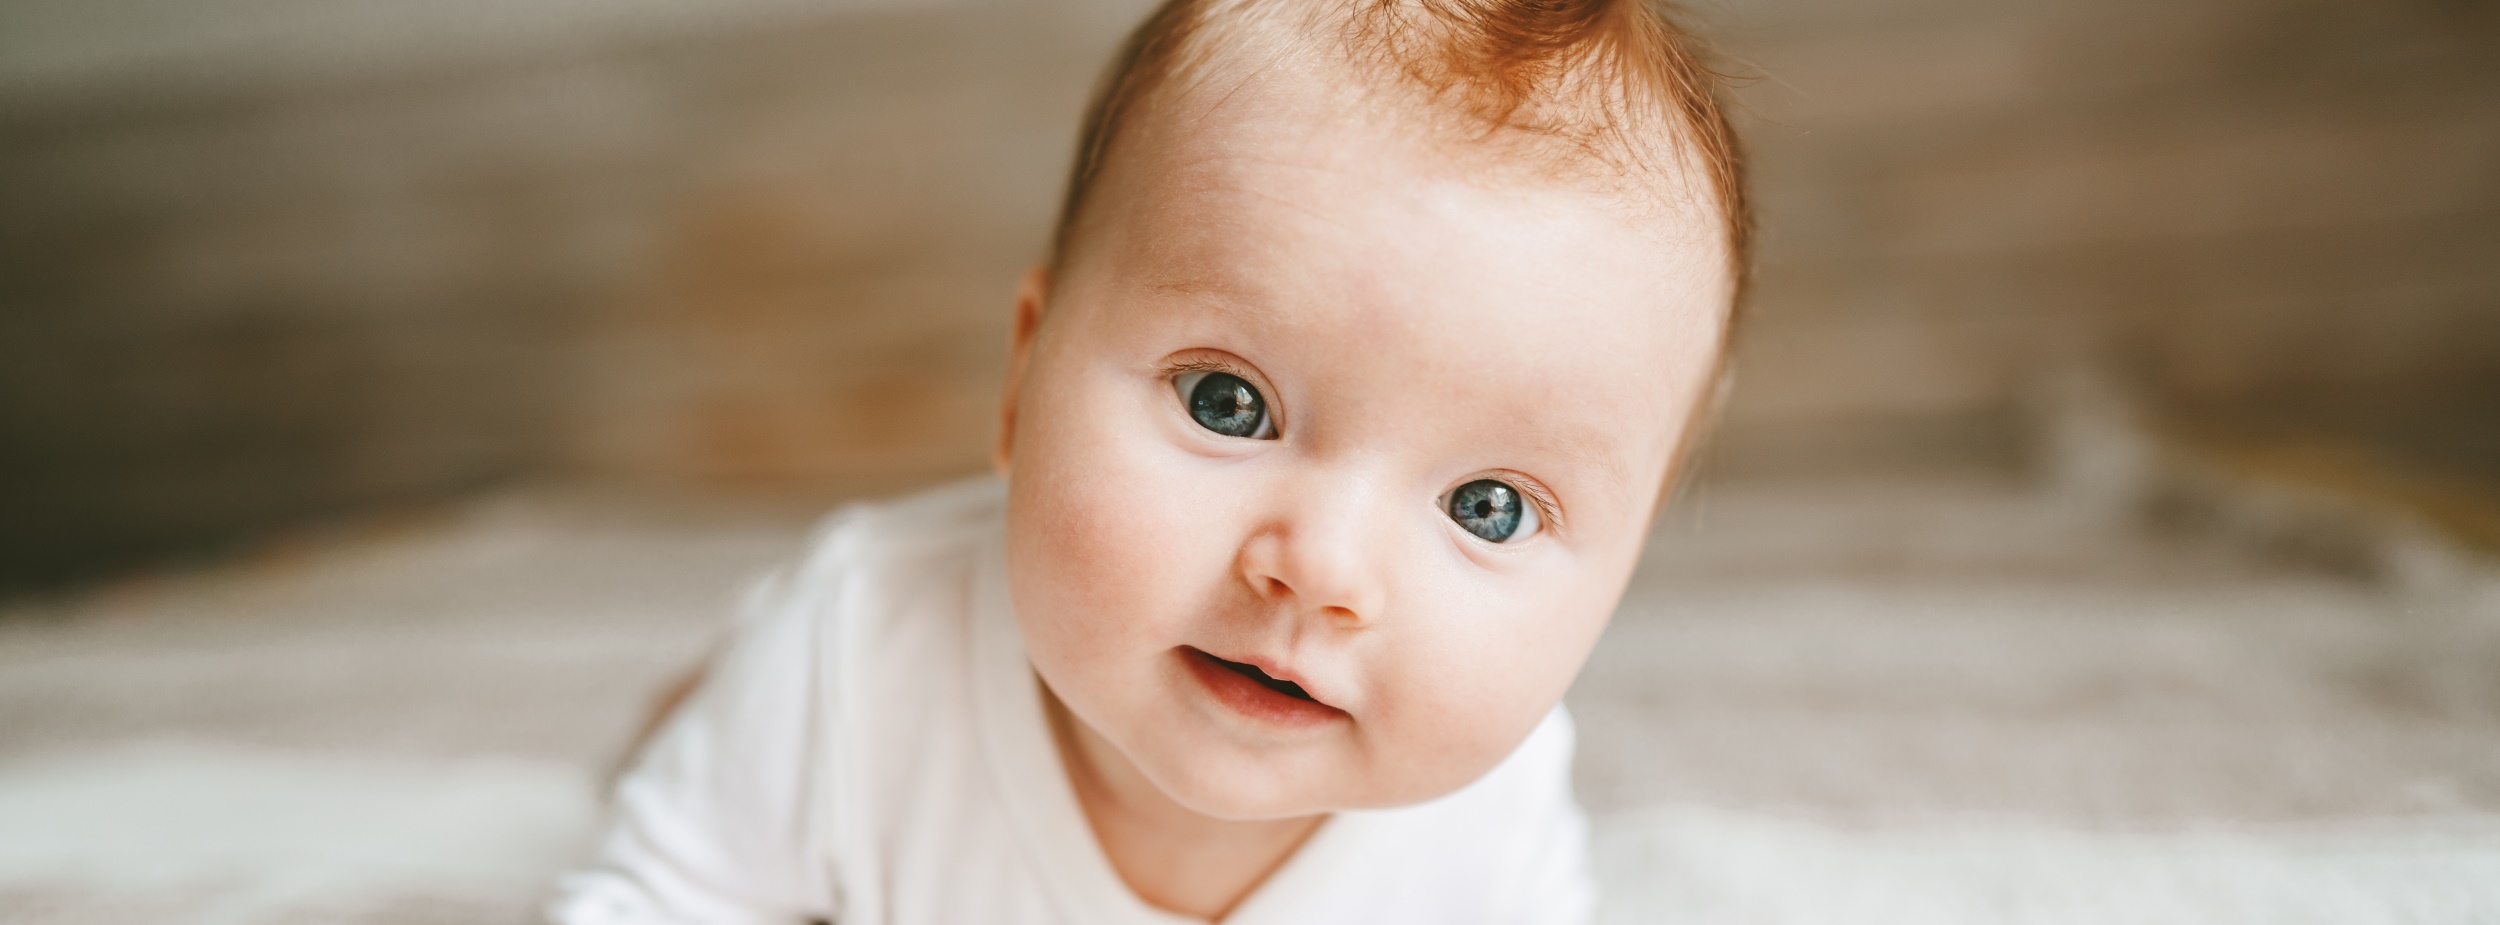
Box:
[553,0,1745,921]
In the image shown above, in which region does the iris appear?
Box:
[1447,479,1525,542]
[1183,371,1270,438]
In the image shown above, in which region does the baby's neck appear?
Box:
[1041,678,1325,922]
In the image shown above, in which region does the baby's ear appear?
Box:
[994,266,1052,476]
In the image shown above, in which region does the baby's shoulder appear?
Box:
[793,475,1004,578]
[747,476,1006,635]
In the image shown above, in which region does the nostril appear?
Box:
[1263,576,1291,597]
[1321,605,1358,623]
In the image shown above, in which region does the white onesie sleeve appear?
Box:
[548,569,839,925]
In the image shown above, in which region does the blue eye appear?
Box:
[1445,479,1541,543]
[1174,371,1275,439]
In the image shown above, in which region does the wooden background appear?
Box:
[3,0,2494,589]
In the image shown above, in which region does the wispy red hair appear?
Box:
[1050,0,1751,307]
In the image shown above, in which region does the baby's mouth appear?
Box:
[1199,649,1317,702]
[1181,644,1352,713]
[1180,647,1346,728]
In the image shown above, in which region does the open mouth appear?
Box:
[1202,650,1316,702]
[1178,646,1345,728]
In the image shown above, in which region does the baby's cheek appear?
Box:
[1014,420,1206,649]
[1368,582,1608,798]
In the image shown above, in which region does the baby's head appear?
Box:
[996,0,1746,818]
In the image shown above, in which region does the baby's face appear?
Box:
[1000,74,1730,818]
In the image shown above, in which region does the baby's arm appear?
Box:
[549,580,836,924]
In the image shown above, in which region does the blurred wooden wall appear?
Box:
[2,0,2494,589]
[1714,0,2500,480]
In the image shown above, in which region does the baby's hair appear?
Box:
[1050,0,1752,306]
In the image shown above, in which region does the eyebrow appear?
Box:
[1132,274,1277,325]
[1524,422,1634,488]
[1140,276,1229,297]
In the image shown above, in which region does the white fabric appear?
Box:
[549,477,1597,925]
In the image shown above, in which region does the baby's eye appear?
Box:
[1444,479,1541,544]
[1173,371,1275,439]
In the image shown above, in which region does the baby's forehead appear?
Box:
[1092,69,1730,358]
[1172,54,1718,223]
[1093,60,1729,281]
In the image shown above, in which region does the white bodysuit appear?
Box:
[550,477,1597,925]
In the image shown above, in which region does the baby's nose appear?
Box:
[1237,478,1388,627]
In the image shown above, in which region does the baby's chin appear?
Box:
[1118,724,1501,820]
[1134,752,1380,821]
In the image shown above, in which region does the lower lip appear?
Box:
[1180,648,1348,730]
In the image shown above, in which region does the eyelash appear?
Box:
[1156,356,1565,537]
[1164,357,1243,378]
